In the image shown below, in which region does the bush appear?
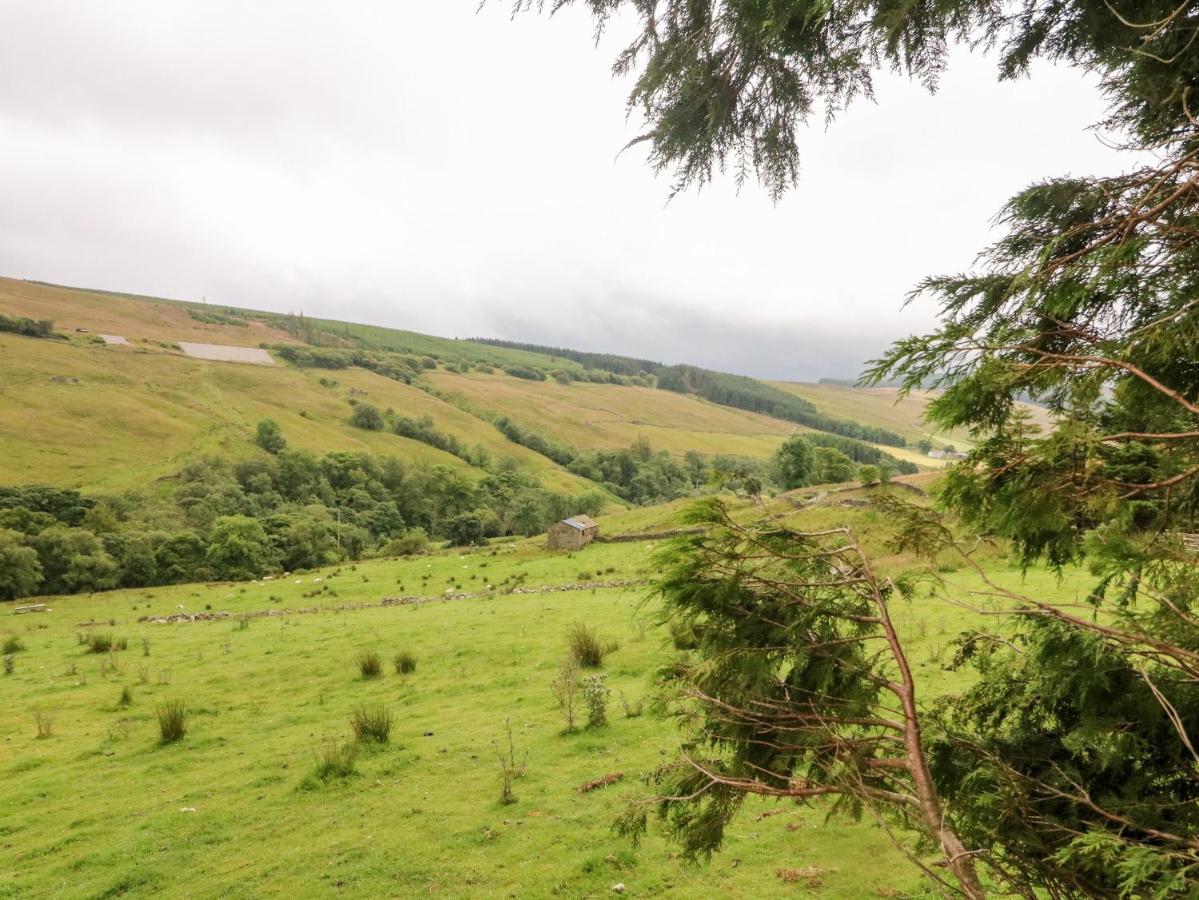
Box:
[581,674,611,727]
[388,529,429,557]
[494,719,527,804]
[156,699,187,743]
[349,403,384,431]
[0,314,54,339]
[349,705,393,744]
[355,649,383,678]
[1,635,25,654]
[551,656,581,733]
[118,685,133,707]
[566,623,617,668]
[619,690,644,718]
[394,651,417,675]
[254,419,287,454]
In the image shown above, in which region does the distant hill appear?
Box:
[0,277,947,496]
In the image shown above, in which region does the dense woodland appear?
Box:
[0,390,898,601]
[0,446,603,600]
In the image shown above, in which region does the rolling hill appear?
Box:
[0,275,959,500]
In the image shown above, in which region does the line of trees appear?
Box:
[0,313,57,339]
[0,434,605,601]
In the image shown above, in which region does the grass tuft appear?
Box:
[156,699,187,743]
[354,649,383,678]
[2,635,26,654]
[393,650,417,674]
[566,623,617,668]
[307,739,358,785]
[349,705,393,744]
[85,633,125,654]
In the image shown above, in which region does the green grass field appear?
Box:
[0,501,1090,899]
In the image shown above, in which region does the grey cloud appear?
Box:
[0,2,1132,380]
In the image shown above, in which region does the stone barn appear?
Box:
[546,515,600,551]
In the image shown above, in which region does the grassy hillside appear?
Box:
[0,277,947,503]
[770,381,976,449]
[0,504,1089,898]
[0,278,294,349]
[771,382,1054,459]
[0,333,596,495]
[427,371,800,458]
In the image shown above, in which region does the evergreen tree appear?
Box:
[533,0,1199,892]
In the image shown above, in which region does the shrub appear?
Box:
[2,635,25,654]
[156,699,187,743]
[494,719,527,805]
[551,656,581,733]
[619,690,644,719]
[393,651,417,675]
[349,705,393,744]
[33,710,54,739]
[355,649,382,678]
[118,685,133,707]
[349,403,384,431]
[566,623,617,668]
[388,529,429,557]
[581,674,610,728]
[254,418,287,455]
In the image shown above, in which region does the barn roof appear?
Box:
[561,515,598,531]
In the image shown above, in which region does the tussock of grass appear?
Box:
[566,623,617,668]
[156,699,187,743]
[303,739,358,788]
[393,650,417,674]
[85,633,127,654]
[2,635,26,654]
[354,649,382,678]
[349,705,393,744]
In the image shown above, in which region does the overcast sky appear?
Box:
[0,2,1132,380]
